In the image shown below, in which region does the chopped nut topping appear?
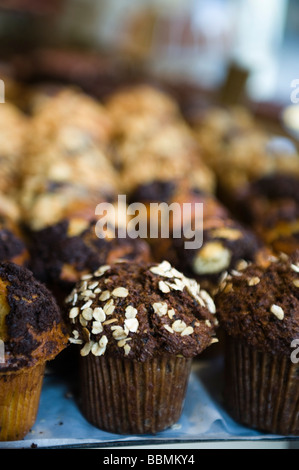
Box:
[270,304,284,320]
[247,276,260,286]
[293,279,299,288]
[124,344,131,356]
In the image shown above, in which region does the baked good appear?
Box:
[0,102,28,197]
[215,251,299,435]
[19,87,118,231]
[29,215,152,309]
[0,213,29,266]
[66,260,218,434]
[106,84,216,195]
[235,173,299,256]
[192,106,299,207]
[131,180,262,293]
[0,262,69,441]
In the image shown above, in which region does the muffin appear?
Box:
[0,102,28,197]
[192,106,299,202]
[0,213,29,266]
[29,215,152,309]
[235,173,299,256]
[106,84,216,195]
[66,260,218,434]
[0,262,69,441]
[129,179,263,293]
[215,251,299,435]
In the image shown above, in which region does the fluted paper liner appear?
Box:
[224,337,299,435]
[0,363,45,441]
[79,354,192,434]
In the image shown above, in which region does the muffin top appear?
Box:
[0,215,29,266]
[29,217,152,290]
[0,262,69,372]
[66,260,218,361]
[215,251,299,356]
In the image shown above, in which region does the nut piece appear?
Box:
[270,304,284,320]
[247,277,260,286]
[192,242,232,275]
[293,279,299,288]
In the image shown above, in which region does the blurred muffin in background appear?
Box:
[235,173,299,256]
[0,103,29,197]
[105,84,216,195]
[192,106,299,205]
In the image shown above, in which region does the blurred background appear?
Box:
[0,0,298,140]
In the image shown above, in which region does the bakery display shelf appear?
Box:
[1,356,298,449]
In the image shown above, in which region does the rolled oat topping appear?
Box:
[66,261,218,361]
[215,251,299,356]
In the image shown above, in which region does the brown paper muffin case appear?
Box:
[79,354,192,435]
[0,363,45,441]
[224,337,299,435]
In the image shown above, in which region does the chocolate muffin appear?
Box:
[29,215,152,309]
[0,214,29,266]
[215,251,299,435]
[235,173,299,255]
[66,260,218,434]
[0,262,69,441]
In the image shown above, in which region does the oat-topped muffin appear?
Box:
[66,260,218,434]
[0,262,69,441]
[215,251,299,435]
